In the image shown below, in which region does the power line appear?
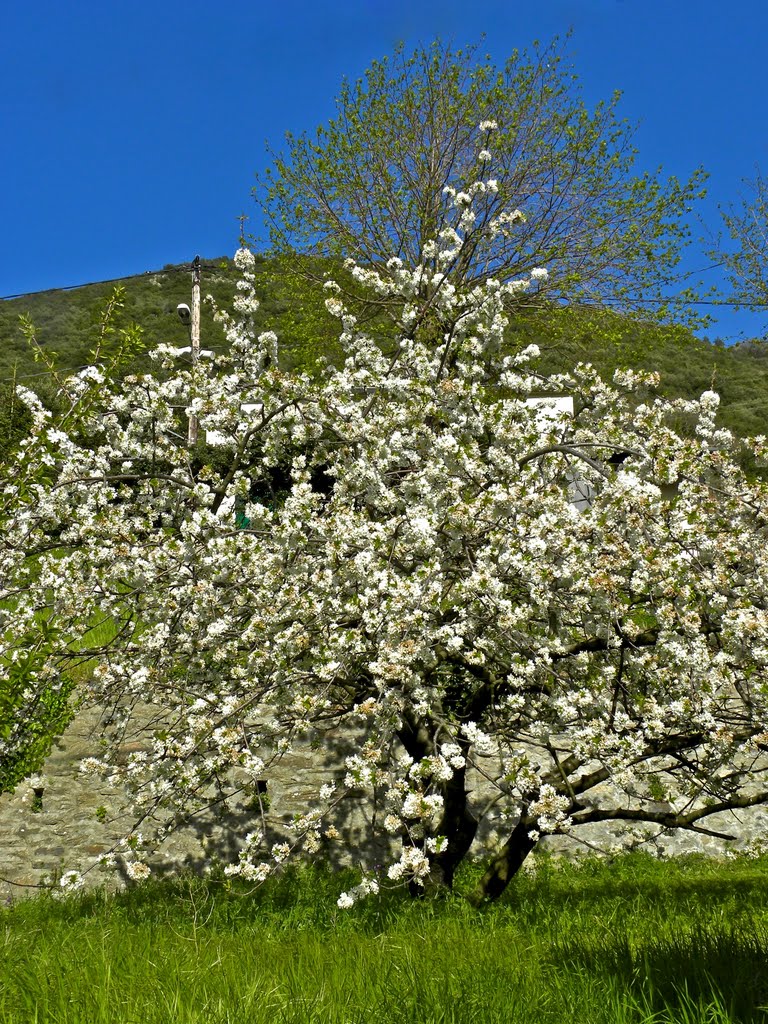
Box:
[591,296,768,309]
[2,264,767,309]
[0,262,229,303]
[1,365,93,383]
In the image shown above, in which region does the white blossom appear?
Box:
[60,871,84,892]
[125,861,151,882]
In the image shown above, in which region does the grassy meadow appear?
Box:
[1,853,767,1024]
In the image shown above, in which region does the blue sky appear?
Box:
[2,0,767,343]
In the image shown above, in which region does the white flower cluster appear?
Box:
[60,871,84,893]
[125,861,151,882]
[528,784,572,837]
[461,721,495,754]
[387,846,431,883]
[336,876,379,909]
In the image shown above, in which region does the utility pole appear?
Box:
[237,212,249,246]
[188,255,201,446]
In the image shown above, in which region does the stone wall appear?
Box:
[0,707,382,899]
[2,708,767,900]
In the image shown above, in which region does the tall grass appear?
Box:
[1,854,767,1024]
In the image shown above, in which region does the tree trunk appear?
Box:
[396,717,478,893]
[467,815,537,905]
[429,765,478,889]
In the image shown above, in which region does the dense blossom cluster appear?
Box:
[3,139,768,901]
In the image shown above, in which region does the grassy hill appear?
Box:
[0,257,325,381]
[2,257,767,452]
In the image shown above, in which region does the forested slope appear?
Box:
[2,257,767,455]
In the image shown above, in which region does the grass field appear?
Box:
[1,853,767,1024]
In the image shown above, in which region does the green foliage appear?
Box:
[713,170,768,330]
[0,263,237,385]
[0,620,75,795]
[251,254,345,369]
[1,855,768,1022]
[509,303,768,439]
[0,376,32,459]
[259,37,706,325]
[0,257,342,391]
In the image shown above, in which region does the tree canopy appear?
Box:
[259,38,706,324]
[713,170,768,335]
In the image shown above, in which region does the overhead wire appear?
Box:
[0,262,229,303]
[1,260,767,308]
[585,296,768,308]
[1,365,94,383]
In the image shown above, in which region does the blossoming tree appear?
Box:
[3,148,768,904]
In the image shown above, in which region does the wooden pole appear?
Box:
[188,255,201,446]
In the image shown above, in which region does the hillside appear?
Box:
[2,257,767,451]
[0,256,335,381]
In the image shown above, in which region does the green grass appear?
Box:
[1,854,768,1023]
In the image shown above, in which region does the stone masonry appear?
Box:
[2,706,768,900]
